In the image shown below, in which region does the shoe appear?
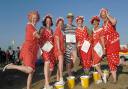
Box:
[2,63,13,72]
[96,80,102,84]
[102,74,107,83]
[55,79,65,85]
[43,85,53,89]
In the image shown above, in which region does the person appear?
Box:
[39,14,55,89]
[100,8,120,83]
[54,17,65,84]
[90,16,106,83]
[119,46,128,66]
[75,16,92,75]
[12,50,16,63]
[5,50,9,64]
[64,13,78,76]
[15,47,21,64]
[8,47,14,63]
[0,49,6,66]
[3,11,40,89]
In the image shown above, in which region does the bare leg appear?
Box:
[4,64,34,89]
[44,61,50,87]
[58,55,64,80]
[27,72,34,89]
[4,63,33,74]
[48,70,52,83]
[56,69,60,81]
[67,63,72,76]
[95,65,104,77]
[71,49,77,65]
[111,70,117,83]
[71,49,78,72]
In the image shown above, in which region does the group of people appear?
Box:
[0,47,20,66]
[3,8,120,89]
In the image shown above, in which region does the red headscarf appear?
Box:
[56,17,64,26]
[76,16,84,22]
[90,16,100,24]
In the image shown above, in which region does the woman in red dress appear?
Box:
[75,16,92,74]
[100,8,120,83]
[54,17,65,84]
[39,15,55,89]
[91,16,106,83]
[3,11,40,89]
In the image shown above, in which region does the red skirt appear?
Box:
[41,49,55,71]
[20,42,38,69]
[92,42,102,66]
[106,40,120,71]
[54,38,65,59]
[79,46,92,69]
[92,50,102,66]
[54,48,64,59]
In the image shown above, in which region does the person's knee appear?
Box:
[44,61,50,67]
[45,60,50,64]
[58,55,63,62]
[27,67,34,74]
[72,51,77,58]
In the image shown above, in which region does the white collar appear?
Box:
[27,22,37,30]
[27,22,35,27]
[93,28,102,33]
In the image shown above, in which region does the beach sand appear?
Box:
[0,62,128,89]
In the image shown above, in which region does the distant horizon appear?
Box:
[0,0,128,49]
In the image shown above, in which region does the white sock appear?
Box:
[60,77,63,81]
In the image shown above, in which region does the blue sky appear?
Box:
[0,0,128,49]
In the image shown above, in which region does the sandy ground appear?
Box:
[0,62,128,89]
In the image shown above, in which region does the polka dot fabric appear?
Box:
[39,28,55,71]
[92,28,104,66]
[75,27,92,69]
[20,24,39,69]
[102,21,120,71]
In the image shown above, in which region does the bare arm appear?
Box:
[55,36,61,50]
[77,41,81,47]
[33,31,40,39]
[100,36,105,48]
[35,27,44,39]
[100,36,106,54]
[107,14,117,26]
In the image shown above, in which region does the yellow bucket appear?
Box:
[80,76,89,89]
[93,72,99,83]
[98,73,101,80]
[54,83,64,89]
[67,76,75,89]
